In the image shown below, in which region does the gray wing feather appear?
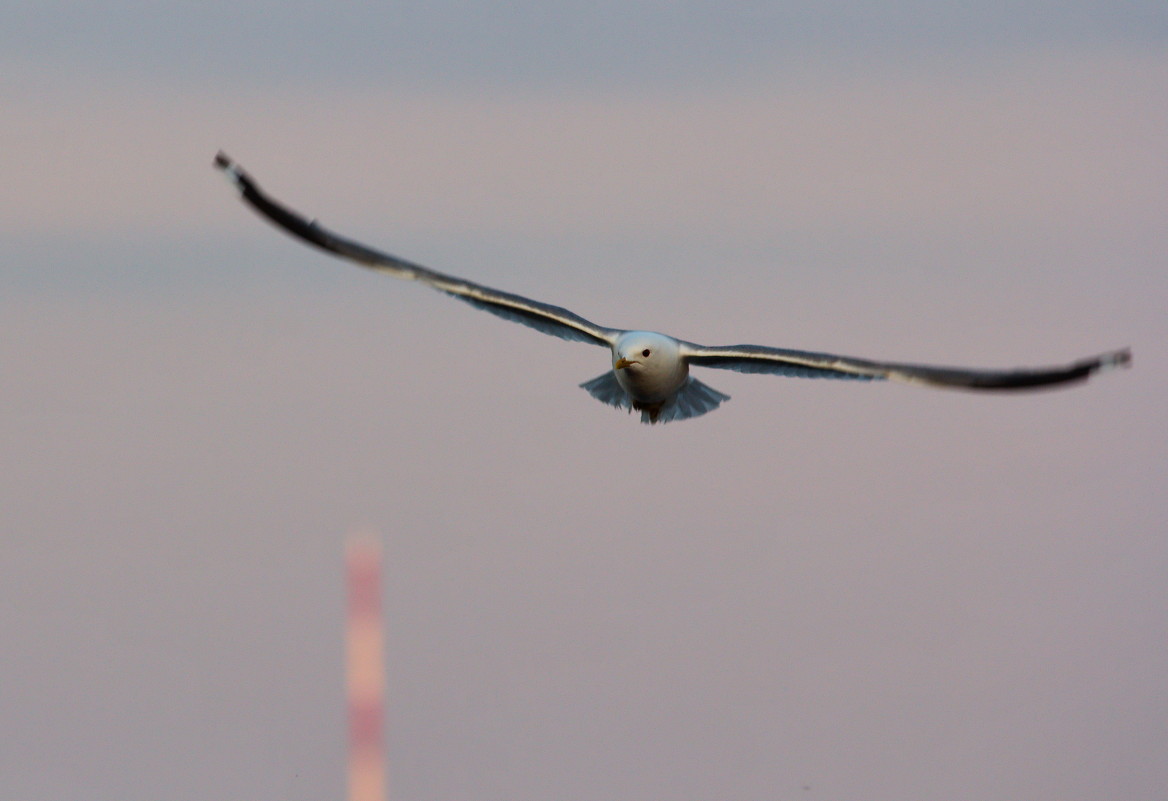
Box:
[215,153,617,348]
[682,342,1131,391]
[453,294,608,344]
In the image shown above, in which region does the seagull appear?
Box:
[214,152,1130,424]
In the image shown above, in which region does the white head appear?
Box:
[612,331,688,402]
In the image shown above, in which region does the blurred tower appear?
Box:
[346,535,386,801]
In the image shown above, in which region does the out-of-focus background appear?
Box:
[3,3,1165,799]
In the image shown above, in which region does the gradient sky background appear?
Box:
[3,3,1166,799]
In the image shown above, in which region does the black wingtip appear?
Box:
[213,151,255,195]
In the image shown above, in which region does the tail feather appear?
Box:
[580,372,729,424]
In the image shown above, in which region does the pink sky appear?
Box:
[2,30,1165,801]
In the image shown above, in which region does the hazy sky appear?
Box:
[3,3,1166,800]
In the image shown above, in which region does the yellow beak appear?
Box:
[614,357,637,370]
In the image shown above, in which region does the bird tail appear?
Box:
[580,373,729,424]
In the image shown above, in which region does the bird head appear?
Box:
[612,332,687,400]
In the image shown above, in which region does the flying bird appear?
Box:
[214,152,1130,424]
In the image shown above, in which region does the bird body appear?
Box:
[214,152,1129,424]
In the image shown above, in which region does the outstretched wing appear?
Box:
[214,153,618,348]
[680,342,1131,390]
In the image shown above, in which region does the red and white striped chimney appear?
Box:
[346,535,385,801]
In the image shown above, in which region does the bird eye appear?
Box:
[642,348,651,357]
